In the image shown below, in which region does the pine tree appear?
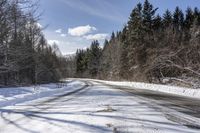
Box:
[128,3,143,45]
[185,7,194,29]
[119,26,129,79]
[103,39,109,50]
[153,14,162,30]
[163,9,172,27]
[111,32,115,41]
[126,3,144,76]
[194,7,200,25]
[88,40,102,78]
[142,0,158,31]
[194,7,199,18]
[99,39,111,79]
[173,7,184,31]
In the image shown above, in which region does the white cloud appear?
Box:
[84,33,109,40]
[55,29,62,33]
[44,30,106,55]
[61,34,67,37]
[48,40,60,45]
[68,25,97,37]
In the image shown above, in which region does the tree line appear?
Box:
[0,0,68,87]
[67,0,200,87]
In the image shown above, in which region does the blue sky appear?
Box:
[38,0,200,55]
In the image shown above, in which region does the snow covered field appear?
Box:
[0,80,200,133]
[0,80,85,108]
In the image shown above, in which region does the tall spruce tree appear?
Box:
[185,7,194,29]
[142,0,158,32]
[88,40,102,78]
[153,14,162,30]
[119,26,129,79]
[173,7,184,31]
[127,3,144,76]
[163,9,173,27]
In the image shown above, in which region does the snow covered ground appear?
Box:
[0,80,85,108]
[0,80,200,133]
[78,78,200,99]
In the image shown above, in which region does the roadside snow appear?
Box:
[73,78,200,99]
[0,80,85,108]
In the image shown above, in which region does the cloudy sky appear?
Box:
[38,0,199,55]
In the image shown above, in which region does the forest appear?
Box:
[1,0,200,88]
[0,0,68,86]
[67,0,200,88]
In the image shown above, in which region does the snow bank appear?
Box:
[80,78,200,99]
[0,80,85,107]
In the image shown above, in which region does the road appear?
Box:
[0,79,200,133]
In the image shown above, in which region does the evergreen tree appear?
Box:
[127,3,144,76]
[88,40,102,78]
[99,39,111,79]
[119,26,129,79]
[173,7,184,31]
[142,0,158,31]
[110,32,115,42]
[185,7,194,29]
[153,14,162,30]
[194,7,200,25]
[194,7,199,18]
[163,9,172,27]
[128,3,143,46]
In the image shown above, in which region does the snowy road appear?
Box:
[0,80,200,133]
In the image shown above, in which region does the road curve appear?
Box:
[99,81,200,129]
[0,79,200,133]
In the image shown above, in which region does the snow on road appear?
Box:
[0,80,200,133]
